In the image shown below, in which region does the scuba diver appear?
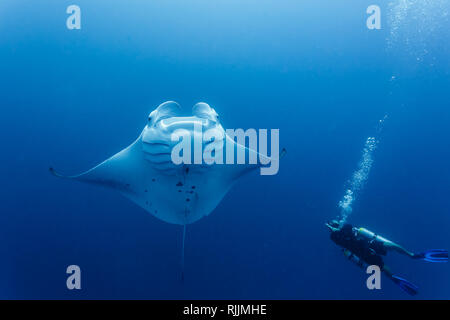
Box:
[326,220,448,296]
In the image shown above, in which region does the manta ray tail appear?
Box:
[181,224,187,282]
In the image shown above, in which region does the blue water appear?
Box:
[0,1,449,299]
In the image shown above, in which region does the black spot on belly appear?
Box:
[176,181,183,187]
[125,183,130,187]
[144,189,148,193]
[191,186,196,189]
[186,198,190,202]
[152,178,156,182]
[178,190,182,193]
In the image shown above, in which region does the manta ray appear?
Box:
[50,101,284,277]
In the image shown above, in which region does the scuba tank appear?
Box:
[355,227,390,256]
[356,227,390,244]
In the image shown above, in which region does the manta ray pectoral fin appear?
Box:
[49,166,90,181]
[49,162,118,187]
[49,139,141,191]
[49,162,129,192]
[225,137,286,180]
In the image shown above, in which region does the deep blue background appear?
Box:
[0,1,448,299]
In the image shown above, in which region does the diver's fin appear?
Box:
[181,224,186,282]
[391,275,419,296]
[413,249,448,263]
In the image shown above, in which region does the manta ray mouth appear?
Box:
[158,117,208,130]
[142,116,224,173]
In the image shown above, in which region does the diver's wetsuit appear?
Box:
[330,224,386,268]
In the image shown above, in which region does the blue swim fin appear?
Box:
[413,249,448,263]
[391,275,419,296]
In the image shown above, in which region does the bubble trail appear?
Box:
[387,0,449,61]
[337,115,387,224]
